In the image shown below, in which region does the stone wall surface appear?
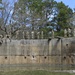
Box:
[0,38,75,70]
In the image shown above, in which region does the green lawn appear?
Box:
[0,70,75,75]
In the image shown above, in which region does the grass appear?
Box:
[0,70,75,75]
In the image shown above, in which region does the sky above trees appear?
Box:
[3,0,75,10]
[55,0,75,10]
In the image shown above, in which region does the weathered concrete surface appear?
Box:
[49,38,61,55]
[0,38,75,70]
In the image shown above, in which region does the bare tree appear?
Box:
[0,1,14,35]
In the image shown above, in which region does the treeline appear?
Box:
[0,0,74,37]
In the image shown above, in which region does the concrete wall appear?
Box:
[0,38,75,70]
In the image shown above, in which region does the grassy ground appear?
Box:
[0,70,75,75]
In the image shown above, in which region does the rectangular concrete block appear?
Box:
[27,56,40,64]
[49,39,61,55]
[49,56,61,64]
[0,56,9,64]
[39,56,49,64]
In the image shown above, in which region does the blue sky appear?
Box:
[55,0,75,10]
[6,0,75,10]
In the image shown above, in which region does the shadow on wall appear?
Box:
[51,39,60,55]
[0,40,3,46]
[48,38,75,65]
[69,41,75,55]
[48,38,61,56]
[62,40,75,65]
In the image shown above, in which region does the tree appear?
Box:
[0,0,73,37]
[0,1,14,35]
[0,0,2,3]
[12,0,57,38]
[68,12,75,28]
[51,1,73,36]
[57,2,73,30]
